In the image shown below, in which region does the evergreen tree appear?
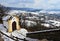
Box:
[0,4,9,23]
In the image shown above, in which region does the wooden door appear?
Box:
[12,21,16,31]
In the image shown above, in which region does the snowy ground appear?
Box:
[0,24,28,41]
[0,24,40,41]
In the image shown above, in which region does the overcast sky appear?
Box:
[0,0,60,9]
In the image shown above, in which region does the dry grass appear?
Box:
[0,34,4,41]
[0,37,4,41]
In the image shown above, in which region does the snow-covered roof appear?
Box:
[31,12,39,15]
[48,20,60,23]
[41,23,50,27]
[7,10,19,15]
[39,10,47,13]
[48,11,60,14]
[2,15,11,21]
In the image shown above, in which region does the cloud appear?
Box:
[0,0,34,8]
[34,0,60,9]
[0,0,60,9]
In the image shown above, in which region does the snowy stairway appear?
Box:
[0,24,27,41]
[0,29,27,41]
[11,29,28,41]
